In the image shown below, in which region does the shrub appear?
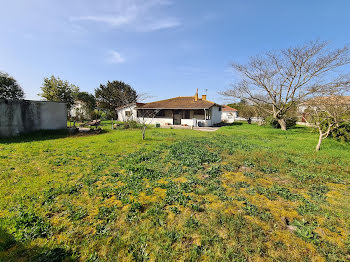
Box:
[330,122,350,142]
[128,120,140,129]
[265,116,297,129]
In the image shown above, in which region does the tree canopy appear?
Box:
[95,80,138,116]
[74,91,96,119]
[0,72,24,100]
[75,91,96,112]
[39,75,79,109]
[221,40,350,130]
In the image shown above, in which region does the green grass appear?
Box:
[0,123,350,261]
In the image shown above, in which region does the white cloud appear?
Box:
[70,15,133,27]
[69,0,180,32]
[138,18,180,32]
[107,50,125,64]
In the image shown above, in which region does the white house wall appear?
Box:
[210,106,222,125]
[144,117,173,125]
[117,105,138,121]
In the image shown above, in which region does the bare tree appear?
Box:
[137,109,160,140]
[115,92,158,140]
[221,41,350,130]
[302,94,350,151]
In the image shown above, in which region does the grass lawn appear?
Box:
[0,123,350,261]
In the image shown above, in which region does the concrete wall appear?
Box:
[0,100,67,137]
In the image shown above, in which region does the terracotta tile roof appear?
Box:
[222,105,237,112]
[116,102,145,110]
[137,96,219,109]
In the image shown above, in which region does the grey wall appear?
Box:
[0,100,67,137]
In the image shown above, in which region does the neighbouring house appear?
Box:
[0,100,67,137]
[298,96,350,122]
[116,90,222,127]
[221,105,238,123]
[70,100,88,120]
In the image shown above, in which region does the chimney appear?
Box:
[202,94,207,100]
[194,88,198,101]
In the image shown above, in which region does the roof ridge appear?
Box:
[145,96,195,104]
[139,95,220,109]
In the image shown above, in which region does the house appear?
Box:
[221,105,238,123]
[116,90,222,127]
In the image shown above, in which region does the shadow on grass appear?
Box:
[0,129,108,144]
[215,122,244,127]
[0,228,76,262]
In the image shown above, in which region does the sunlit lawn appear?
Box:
[0,123,349,261]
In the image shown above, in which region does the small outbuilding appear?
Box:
[221,105,238,123]
[0,100,67,137]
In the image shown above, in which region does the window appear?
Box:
[125,111,131,117]
[184,110,191,119]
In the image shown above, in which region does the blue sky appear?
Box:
[1,0,350,103]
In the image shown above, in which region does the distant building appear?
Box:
[221,105,238,123]
[298,96,350,122]
[70,100,89,120]
[116,90,222,127]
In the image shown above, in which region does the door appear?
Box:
[173,110,181,125]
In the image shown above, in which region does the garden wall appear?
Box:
[0,100,67,137]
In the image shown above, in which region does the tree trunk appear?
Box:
[316,125,332,151]
[142,125,146,140]
[316,132,323,151]
[277,118,287,130]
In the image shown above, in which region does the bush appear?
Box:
[265,116,297,129]
[330,122,350,142]
[91,110,109,120]
[128,121,140,129]
[117,121,141,130]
